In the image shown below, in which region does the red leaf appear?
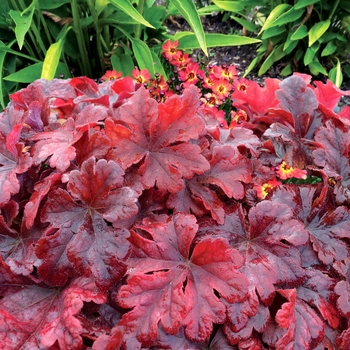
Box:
[197,202,308,303]
[73,104,110,131]
[0,129,32,205]
[37,157,138,290]
[231,78,280,119]
[106,86,210,192]
[313,79,350,111]
[297,269,339,329]
[23,172,62,228]
[0,276,106,350]
[117,213,248,345]
[224,287,270,344]
[272,185,350,264]
[334,280,350,317]
[167,178,226,224]
[264,289,324,349]
[29,118,83,172]
[74,130,111,167]
[313,121,350,204]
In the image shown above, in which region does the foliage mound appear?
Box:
[1,64,350,348]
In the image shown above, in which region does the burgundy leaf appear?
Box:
[199,144,252,199]
[263,289,324,349]
[74,130,111,166]
[0,128,32,205]
[313,120,350,204]
[297,269,339,329]
[37,157,138,290]
[117,213,248,345]
[334,280,350,318]
[167,178,226,224]
[275,75,319,138]
[0,276,106,350]
[272,185,350,264]
[197,202,308,303]
[105,86,210,192]
[29,118,83,172]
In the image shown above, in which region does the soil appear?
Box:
[163,10,350,108]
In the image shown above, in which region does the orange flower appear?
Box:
[229,109,248,127]
[275,161,308,180]
[211,78,232,100]
[171,52,192,68]
[202,74,216,90]
[233,78,251,92]
[178,62,204,88]
[254,178,282,199]
[200,92,222,108]
[132,67,151,84]
[213,64,238,81]
[162,40,180,61]
[101,70,122,81]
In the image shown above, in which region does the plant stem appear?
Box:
[329,0,340,20]
[70,0,92,77]
[87,0,105,74]
[134,0,145,40]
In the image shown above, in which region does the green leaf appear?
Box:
[197,5,222,16]
[321,41,337,56]
[176,33,261,50]
[258,45,285,75]
[95,0,109,16]
[284,32,299,53]
[38,0,70,10]
[211,0,245,12]
[308,57,328,76]
[0,50,6,110]
[5,62,70,83]
[259,4,292,34]
[109,0,155,28]
[270,8,305,28]
[308,20,330,46]
[291,25,308,40]
[111,53,134,76]
[9,2,35,50]
[230,16,258,33]
[151,50,167,81]
[4,62,43,83]
[304,42,320,65]
[0,40,40,62]
[170,0,207,55]
[280,63,293,76]
[131,38,155,77]
[243,55,260,77]
[261,26,286,40]
[41,26,71,80]
[294,0,320,9]
[329,58,343,88]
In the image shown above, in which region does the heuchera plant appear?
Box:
[1,42,350,349]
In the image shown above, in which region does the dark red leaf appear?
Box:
[105,86,210,192]
[197,202,308,303]
[0,276,106,349]
[37,157,138,290]
[313,120,350,204]
[29,118,83,172]
[0,128,32,205]
[117,213,248,345]
[272,185,350,264]
[263,289,324,349]
[334,280,350,317]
